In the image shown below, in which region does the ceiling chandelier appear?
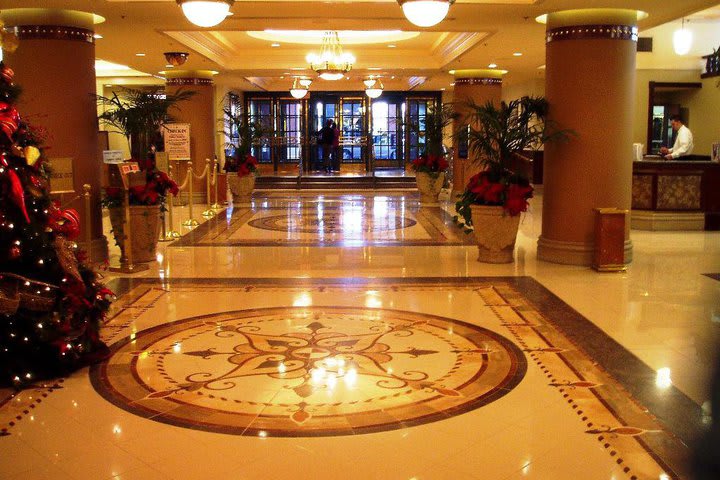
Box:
[306,31,355,81]
[397,0,454,28]
[176,0,234,28]
[364,78,384,99]
[673,18,693,56]
[290,78,312,99]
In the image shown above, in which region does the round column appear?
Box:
[2,8,107,261]
[165,70,216,204]
[538,9,643,265]
[451,69,504,195]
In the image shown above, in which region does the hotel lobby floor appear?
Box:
[2,191,718,480]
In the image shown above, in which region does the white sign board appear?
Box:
[103,150,125,164]
[163,123,191,161]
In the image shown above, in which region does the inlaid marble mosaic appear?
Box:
[172,194,473,247]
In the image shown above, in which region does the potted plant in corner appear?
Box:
[409,104,456,203]
[455,96,568,263]
[222,103,265,204]
[97,87,194,262]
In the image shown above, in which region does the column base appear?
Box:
[77,235,109,264]
[537,235,633,266]
[631,210,705,231]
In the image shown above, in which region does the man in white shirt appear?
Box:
[660,115,694,160]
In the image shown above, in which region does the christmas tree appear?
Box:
[0,61,112,388]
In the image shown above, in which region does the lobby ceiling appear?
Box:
[1,0,719,92]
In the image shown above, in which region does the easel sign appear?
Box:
[103,150,125,164]
[163,123,191,161]
[49,157,75,194]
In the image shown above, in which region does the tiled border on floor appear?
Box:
[106,275,706,451]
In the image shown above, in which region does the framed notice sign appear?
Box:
[163,123,191,161]
[49,157,75,194]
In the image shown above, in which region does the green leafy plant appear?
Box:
[407,103,456,176]
[221,100,268,175]
[455,96,571,226]
[97,87,195,160]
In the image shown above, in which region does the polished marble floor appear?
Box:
[2,191,719,480]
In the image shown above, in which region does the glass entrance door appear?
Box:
[275,99,303,175]
[406,98,434,163]
[248,98,273,174]
[309,95,338,173]
[370,97,403,170]
[340,97,366,171]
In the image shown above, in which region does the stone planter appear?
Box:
[227,173,255,204]
[108,205,161,264]
[415,171,445,203]
[470,204,521,263]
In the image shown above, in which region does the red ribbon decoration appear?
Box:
[5,168,30,222]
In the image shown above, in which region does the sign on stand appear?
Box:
[103,150,125,164]
[163,123,191,161]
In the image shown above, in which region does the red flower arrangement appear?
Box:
[224,153,258,178]
[455,169,534,225]
[410,153,449,175]
[103,165,179,208]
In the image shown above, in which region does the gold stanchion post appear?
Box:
[202,158,215,218]
[182,162,199,227]
[211,156,221,210]
[165,163,180,239]
[82,184,93,264]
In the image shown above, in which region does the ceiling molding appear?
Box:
[432,32,490,67]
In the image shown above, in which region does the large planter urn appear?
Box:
[108,205,161,264]
[227,173,255,204]
[469,204,521,263]
[415,171,445,203]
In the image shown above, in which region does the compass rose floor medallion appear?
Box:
[91,306,526,436]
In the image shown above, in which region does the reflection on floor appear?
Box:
[2,191,719,480]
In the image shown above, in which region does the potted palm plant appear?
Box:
[455,96,568,263]
[408,103,456,203]
[97,87,194,262]
[222,104,266,203]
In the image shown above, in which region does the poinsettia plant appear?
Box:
[455,96,570,227]
[410,154,449,175]
[223,153,258,178]
[103,165,179,208]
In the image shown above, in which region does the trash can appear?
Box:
[593,208,628,272]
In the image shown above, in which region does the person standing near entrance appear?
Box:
[660,115,694,160]
[319,120,334,173]
[331,121,341,172]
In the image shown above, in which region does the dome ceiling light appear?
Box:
[290,78,309,99]
[673,18,693,56]
[177,0,234,28]
[306,31,355,81]
[364,78,384,99]
[397,0,454,28]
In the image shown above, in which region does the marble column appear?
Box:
[537,9,642,266]
[2,8,108,261]
[164,70,216,204]
[451,69,504,196]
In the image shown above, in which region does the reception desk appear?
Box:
[632,159,720,230]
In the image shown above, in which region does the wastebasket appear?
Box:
[593,208,628,272]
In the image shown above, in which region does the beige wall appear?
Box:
[501,77,545,103]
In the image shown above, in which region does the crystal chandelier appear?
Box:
[176,0,234,28]
[306,31,355,81]
[397,0,453,28]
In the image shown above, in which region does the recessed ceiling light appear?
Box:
[391,76,395,79]
[450,82,455,86]
[135,53,146,57]
[104,84,112,87]
[513,52,522,57]
[368,67,381,71]
[94,34,103,39]
[271,43,281,47]
[165,64,174,68]
[448,69,455,74]
[488,63,497,68]
[280,76,285,79]
[388,44,396,48]
[440,88,446,90]
[290,67,304,70]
